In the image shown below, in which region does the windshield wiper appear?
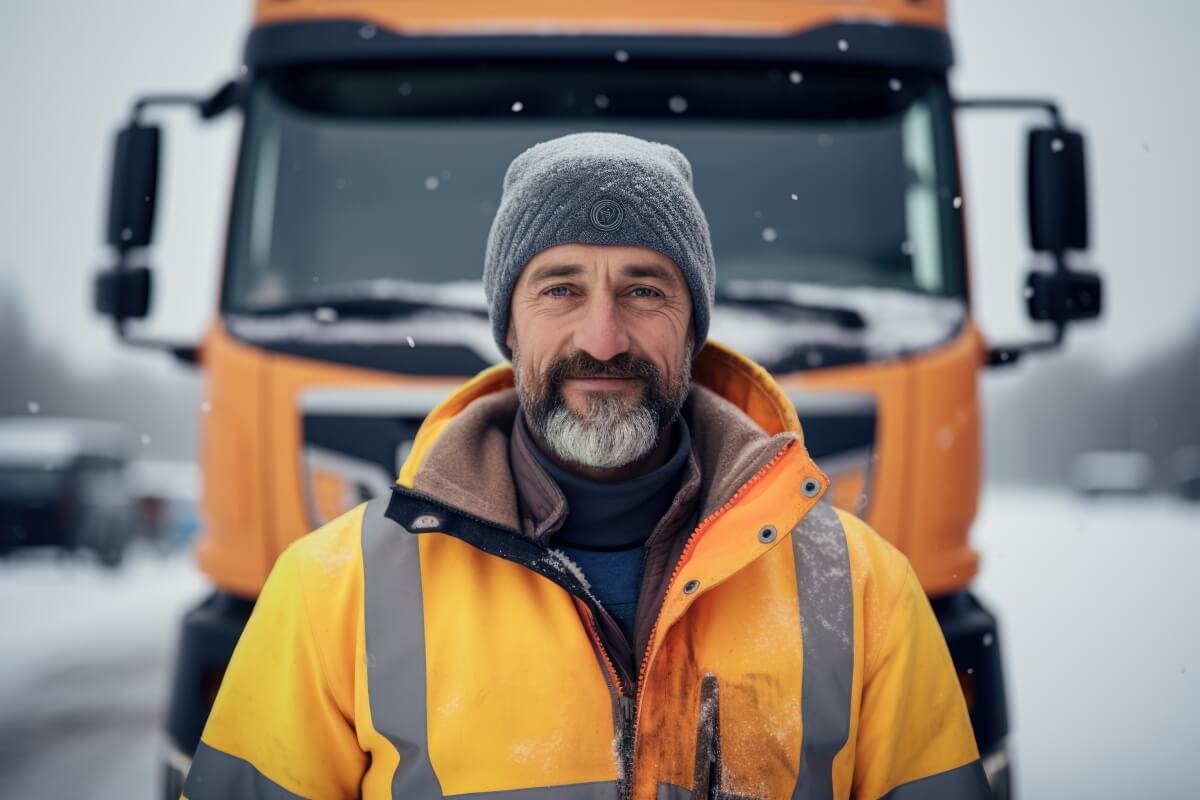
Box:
[241,296,488,319]
[714,286,866,330]
[236,279,489,320]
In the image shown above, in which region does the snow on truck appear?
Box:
[93,1,1102,797]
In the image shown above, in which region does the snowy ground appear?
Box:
[0,489,1196,799]
[971,489,1200,798]
[0,546,207,800]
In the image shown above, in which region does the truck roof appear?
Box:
[245,0,954,73]
[253,0,948,36]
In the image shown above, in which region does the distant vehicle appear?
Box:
[1069,450,1155,497]
[125,459,202,549]
[0,418,136,567]
[1167,445,1200,501]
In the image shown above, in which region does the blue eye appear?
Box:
[631,287,662,298]
[544,286,572,297]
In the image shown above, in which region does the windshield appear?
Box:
[223,62,966,370]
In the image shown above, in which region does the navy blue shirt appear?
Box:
[527,419,691,642]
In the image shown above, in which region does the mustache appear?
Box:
[545,352,659,385]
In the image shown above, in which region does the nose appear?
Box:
[572,292,630,362]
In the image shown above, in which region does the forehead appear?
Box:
[519,243,684,285]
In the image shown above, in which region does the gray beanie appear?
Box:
[484,132,715,359]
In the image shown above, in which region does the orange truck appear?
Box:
[94,2,1102,797]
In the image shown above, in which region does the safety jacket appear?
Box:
[183,341,988,800]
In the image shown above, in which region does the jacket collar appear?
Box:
[395,341,808,535]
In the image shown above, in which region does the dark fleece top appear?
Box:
[517,414,691,641]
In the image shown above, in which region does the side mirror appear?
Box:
[95,266,152,320]
[92,81,241,365]
[1025,268,1102,324]
[1027,127,1088,252]
[954,96,1104,367]
[106,122,160,250]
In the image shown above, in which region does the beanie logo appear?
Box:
[589,199,623,232]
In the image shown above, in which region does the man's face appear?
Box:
[506,243,694,470]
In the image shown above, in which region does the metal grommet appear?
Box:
[682,579,701,595]
[757,525,778,544]
[801,477,822,497]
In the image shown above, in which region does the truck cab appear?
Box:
[93,2,1103,797]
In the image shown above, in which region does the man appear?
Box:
[183,132,988,799]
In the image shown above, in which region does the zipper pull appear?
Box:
[620,694,636,730]
[617,694,637,800]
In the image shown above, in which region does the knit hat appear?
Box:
[484,132,716,359]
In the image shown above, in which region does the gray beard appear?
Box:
[538,393,661,470]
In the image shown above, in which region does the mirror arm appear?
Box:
[114,332,202,366]
[130,75,245,124]
[952,95,1065,129]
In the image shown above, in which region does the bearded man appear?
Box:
[183,132,989,800]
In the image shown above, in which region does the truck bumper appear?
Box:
[161,590,254,797]
[931,589,1013,799]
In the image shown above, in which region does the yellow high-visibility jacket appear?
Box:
[183,342,987,800]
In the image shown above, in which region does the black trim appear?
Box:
[303,415,424,478]
[164,591,257,760]
[799,410,877,461]
[248,338,490,376]
[930,591,1009,757]
[245,20,953,72]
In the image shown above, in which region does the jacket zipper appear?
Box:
[628,440,796,773]
[390,440,796,797]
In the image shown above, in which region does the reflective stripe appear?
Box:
[361,496,444,797]
[791,502,854,800]
[182,742,304,800]
[879,760,991,799]
[451,781,622,799]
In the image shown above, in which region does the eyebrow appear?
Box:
[621,263,678,283]
[526,263,584,283]
[525,261,679,284]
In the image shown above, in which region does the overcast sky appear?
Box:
[2,1,1197,382]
